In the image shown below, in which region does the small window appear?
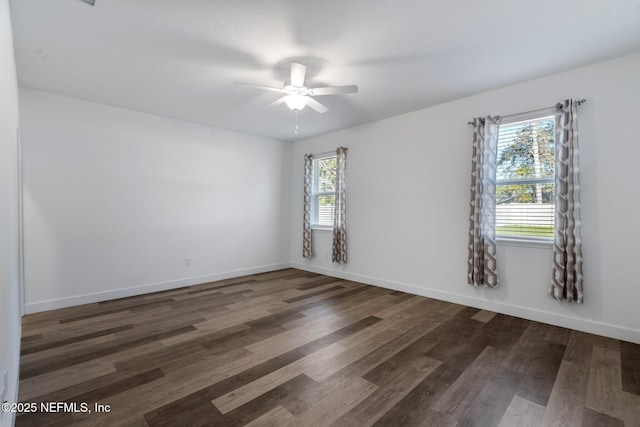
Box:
[496,111,555,239]
[311,155,336,228]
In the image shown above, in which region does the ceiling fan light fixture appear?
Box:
[283,94,308,111]
[235,61,356,116]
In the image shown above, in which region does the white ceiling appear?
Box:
[9,0,640,142]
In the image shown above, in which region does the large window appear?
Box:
[311,155,336,228]
[496,111,555,239]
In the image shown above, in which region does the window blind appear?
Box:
[496,115,555,238]
[312,156,336,227]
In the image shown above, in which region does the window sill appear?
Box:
[311,226,333,232]
[497,237,553,249]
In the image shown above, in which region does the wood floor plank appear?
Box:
[476,313,531,352]
[21,325,133,355]
[19,325,197,379]
[283,285,345,303]
[372,294,424,319]
[112,341,209,373]
[144,349,308,424]
[544,325,571,346]
[327,306,450,381]
[214,300,440,415]
[190,300,287,331]
[585,345,640,427]
[25,366,165,404]
[290,376,378,426]
[371,361,464,426]
[582,407,624,427]
[216,374,317,427]
[243,322,334,359]
[498,395,546,427]
[16,407,74,427]
[19,359,117,401]
[621,340,640,396]
[76,353,255,425]
[471,309,497,323]
[317,294,398,331]
[506,323,566,407]
[458,379,520,427]
[540,359,590,427]
[212,316,384,413]
[211,342,347,415]
[21,310,136,341]
[17,269,640,427]
[296,316,383,355]
[306,301,449,383]
[585,346,625,420]
[621,391,640,427]
[431,346,519,421]
[296,276,344,290]
[244,405,294,427]
[334,354,440,426]
[20,334,120,366]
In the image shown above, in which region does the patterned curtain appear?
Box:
[549,99,584,303]
[468,116,501,287]
[302,154,313,259]
[332,147,348,263]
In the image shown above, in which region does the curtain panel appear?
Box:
[302,154,313,259]
[468,116,501,287]
[332,147,348,263]
[549,99,584,303]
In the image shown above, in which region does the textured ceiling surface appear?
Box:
[9,0,640,141]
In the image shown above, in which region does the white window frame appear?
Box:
[495,108,555,244]
[311,154,336,230]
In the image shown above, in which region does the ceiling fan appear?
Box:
[235,62,358,114]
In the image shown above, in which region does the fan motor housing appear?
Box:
[283,84,310,96]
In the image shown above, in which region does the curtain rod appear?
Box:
[309,147,348,157]
[467,99,586,125]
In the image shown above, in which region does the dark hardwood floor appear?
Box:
[16,269,640,426]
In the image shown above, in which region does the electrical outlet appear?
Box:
[184,258,191,267]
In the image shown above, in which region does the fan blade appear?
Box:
[290,63,306,87]
[234,82,284,93]
[268,98,285,108]
[306,97,329,114]
[309,85,358,96]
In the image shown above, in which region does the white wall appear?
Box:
[20,89,291,312]
[0,0,21,425]
[290,53,640,344]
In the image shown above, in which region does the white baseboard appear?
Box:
[24,263,291,314]
[291,263,640,345]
